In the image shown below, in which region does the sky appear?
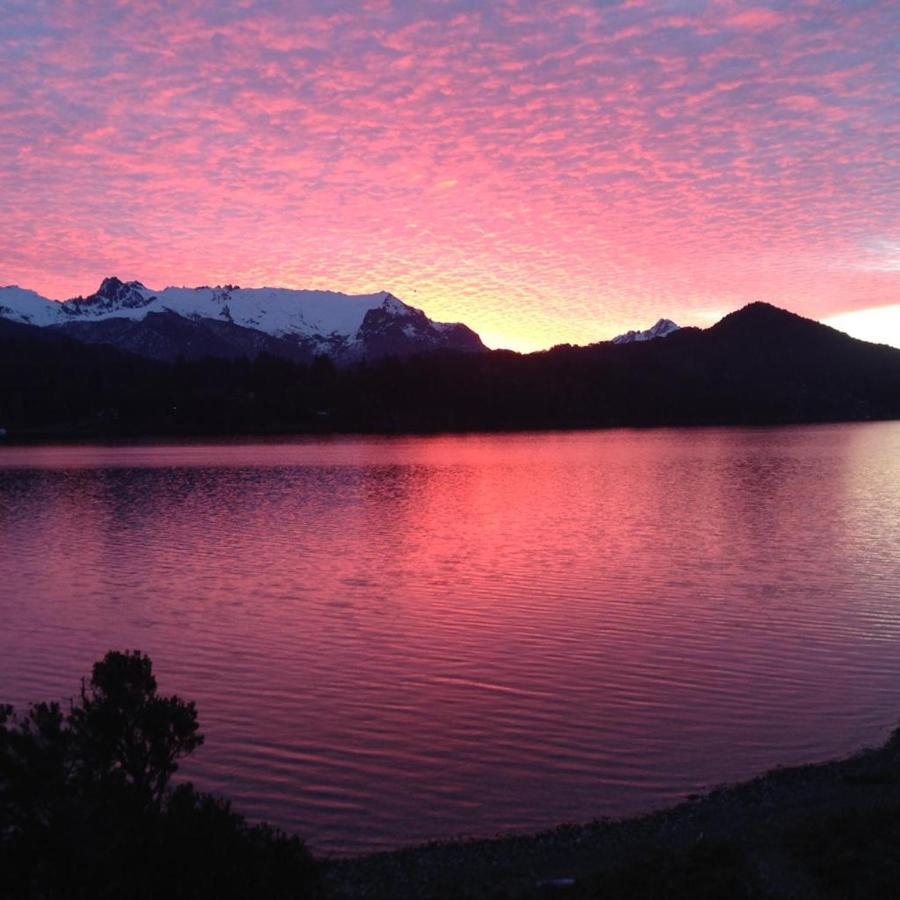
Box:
[1,0,898,351]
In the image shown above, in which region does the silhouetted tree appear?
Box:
[0,651,318,899]
[70,650,202,807]
[0,700,72,838]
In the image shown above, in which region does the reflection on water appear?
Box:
[1,424,900,854]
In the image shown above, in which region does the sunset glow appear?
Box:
[2,1,897,349]
[825,305,900,350]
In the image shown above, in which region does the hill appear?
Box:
[1,303,899,437]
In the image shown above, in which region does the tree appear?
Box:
[0,701,71,834]
[0,651,318,899]
[70,650,203,806]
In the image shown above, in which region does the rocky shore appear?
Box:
[323,728,900,899]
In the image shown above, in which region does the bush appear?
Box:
[0,651,318,899]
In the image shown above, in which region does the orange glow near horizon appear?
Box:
[1,1,897,349]
[824,305,900,351]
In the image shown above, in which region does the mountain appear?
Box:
[50,310,318,363]
[2,300,899,438]
[611,318,680,344]
[0,277,485,363]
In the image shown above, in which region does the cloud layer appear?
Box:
[1,0,897,348]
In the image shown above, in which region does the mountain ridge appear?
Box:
[0,277,485,363]
[2,299,899,438]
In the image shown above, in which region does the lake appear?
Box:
[1,424,900,855]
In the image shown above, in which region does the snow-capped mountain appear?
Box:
[611,318,680,345]
[0,277,485,363]
[0,286,65,328]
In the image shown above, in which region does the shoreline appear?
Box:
[2,415,898,448]
[323,727,900,898]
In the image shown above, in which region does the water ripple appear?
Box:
[1,424,900,854]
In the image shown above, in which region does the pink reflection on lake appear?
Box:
[1,424,900,854]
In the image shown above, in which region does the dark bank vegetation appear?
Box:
[2,302,900,439]
[0,651,318,899]
[5,651,900,899]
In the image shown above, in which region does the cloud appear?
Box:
[0,0,897,348]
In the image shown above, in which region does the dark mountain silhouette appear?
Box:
[50,310,318,363]
[1,302,898,437]
[353,299,484,359]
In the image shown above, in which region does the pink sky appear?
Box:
[1,0,898,350]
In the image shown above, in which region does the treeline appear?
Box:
[2,302,900,438]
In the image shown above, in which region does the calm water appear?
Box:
[2,424,900,854]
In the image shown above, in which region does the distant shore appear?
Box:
[4,301,900,441]
[2,414,898,447]
[323,728,900,899]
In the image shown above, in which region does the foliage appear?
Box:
[0,651,318,899]
[70,650,203,806]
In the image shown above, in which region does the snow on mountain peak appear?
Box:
[611,318,680,345]
[69,276,155,314]
[381,293,415,317]
[0,286,65,326]
[0,279,486,361]
[97,276,147,295]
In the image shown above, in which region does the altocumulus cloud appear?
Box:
[0,0,897,349]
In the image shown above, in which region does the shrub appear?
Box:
[0,651,318,899]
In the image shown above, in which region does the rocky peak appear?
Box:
[612,318,680,345]
[64,277,154,316]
